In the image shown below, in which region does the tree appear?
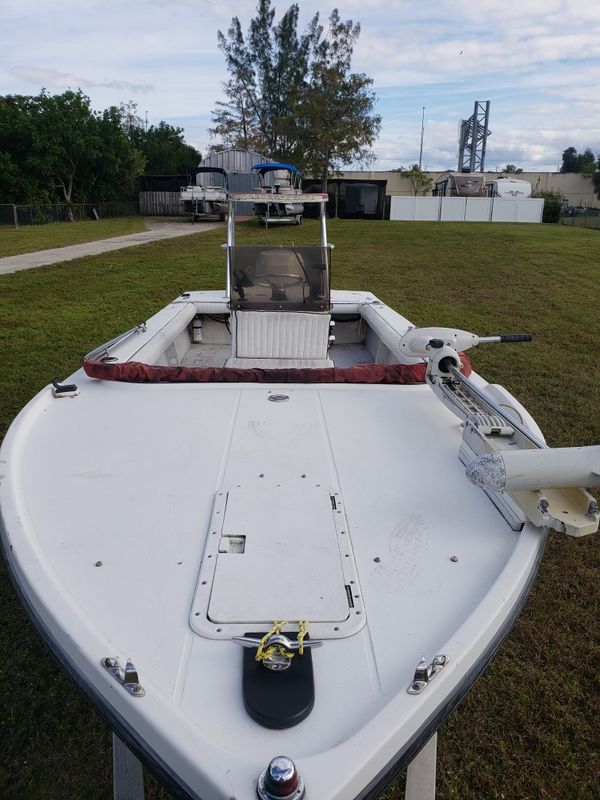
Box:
[210,79,265,152]
[504,164,523,174]
[92,106,145,201]
[213,1,320,157]
[0,90,144,208]
[579,150,596,178]
[578,148,596,174]
[560,147,578,173]
[297,10,381,190]
[590,157,600,199]
[559,146,600,197]
[211,1,381,185]
[35,90,105,210]
[210,18,264,151]
[118,100,145,137]
[0,90,200,206]
[118,102,201,174]
[0,90,106,210]
[560,146,596,173]
[0,95,54,203]
[393,164,432,196]
[129,121,201,174]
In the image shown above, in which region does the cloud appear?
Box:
[2,0,600,170]
[354,26,600,87]
[10,67,153,94]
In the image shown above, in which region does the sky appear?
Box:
[2,0,600,172]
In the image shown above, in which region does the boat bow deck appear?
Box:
[1,373,546,798]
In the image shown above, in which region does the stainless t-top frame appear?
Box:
[226,193,329,298]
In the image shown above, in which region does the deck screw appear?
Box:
[450,555,458,562]
[374,556,381,563]
[95,561,103,567]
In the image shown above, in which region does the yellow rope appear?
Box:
[255,620,291,662]
[255,620,310,662]
[297,619,309,655]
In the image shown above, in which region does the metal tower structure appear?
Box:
[457,101,491,172]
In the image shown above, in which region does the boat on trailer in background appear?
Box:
[1,191,599,800]
[179,166,229,222]
[252,162,304,226]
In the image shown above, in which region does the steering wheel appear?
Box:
[255,273,306,288]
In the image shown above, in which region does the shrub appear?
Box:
[532,189,564,223]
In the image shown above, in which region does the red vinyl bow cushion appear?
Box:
[82,354,472,384]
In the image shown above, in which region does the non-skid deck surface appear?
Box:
[180,343,231,367]
[178,342,373,369]
[329,343,374,368]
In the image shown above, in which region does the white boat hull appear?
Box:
[0,294,548,797]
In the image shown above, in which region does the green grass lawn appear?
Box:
[0,220,598,799]
[0,216,147,258]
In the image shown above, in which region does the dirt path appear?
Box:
[0,218,222,275]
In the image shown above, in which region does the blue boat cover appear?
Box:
[251,162,300,174]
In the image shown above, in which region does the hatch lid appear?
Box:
[190,483,365,639]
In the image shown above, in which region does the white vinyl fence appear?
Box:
[390,196,543,223]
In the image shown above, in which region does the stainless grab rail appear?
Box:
[84,323,147,362]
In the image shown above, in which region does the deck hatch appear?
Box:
[190,484,365,639]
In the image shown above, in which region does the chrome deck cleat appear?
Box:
[233,632,323,671]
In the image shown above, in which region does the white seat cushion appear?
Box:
[225,357,334,369]
[235,311,331,360]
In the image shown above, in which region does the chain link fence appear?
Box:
[0,201,139,228]
[560,207,600,230]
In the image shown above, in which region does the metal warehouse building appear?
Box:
[198,149,268,214]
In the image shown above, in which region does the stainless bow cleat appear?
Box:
[407,654,449,694]
[101,657,145,696]
[233,632,323,671]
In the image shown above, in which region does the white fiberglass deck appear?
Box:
[1,371,544,799]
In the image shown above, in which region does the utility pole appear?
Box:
[418,106,425,170]
[145,111,148,132]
